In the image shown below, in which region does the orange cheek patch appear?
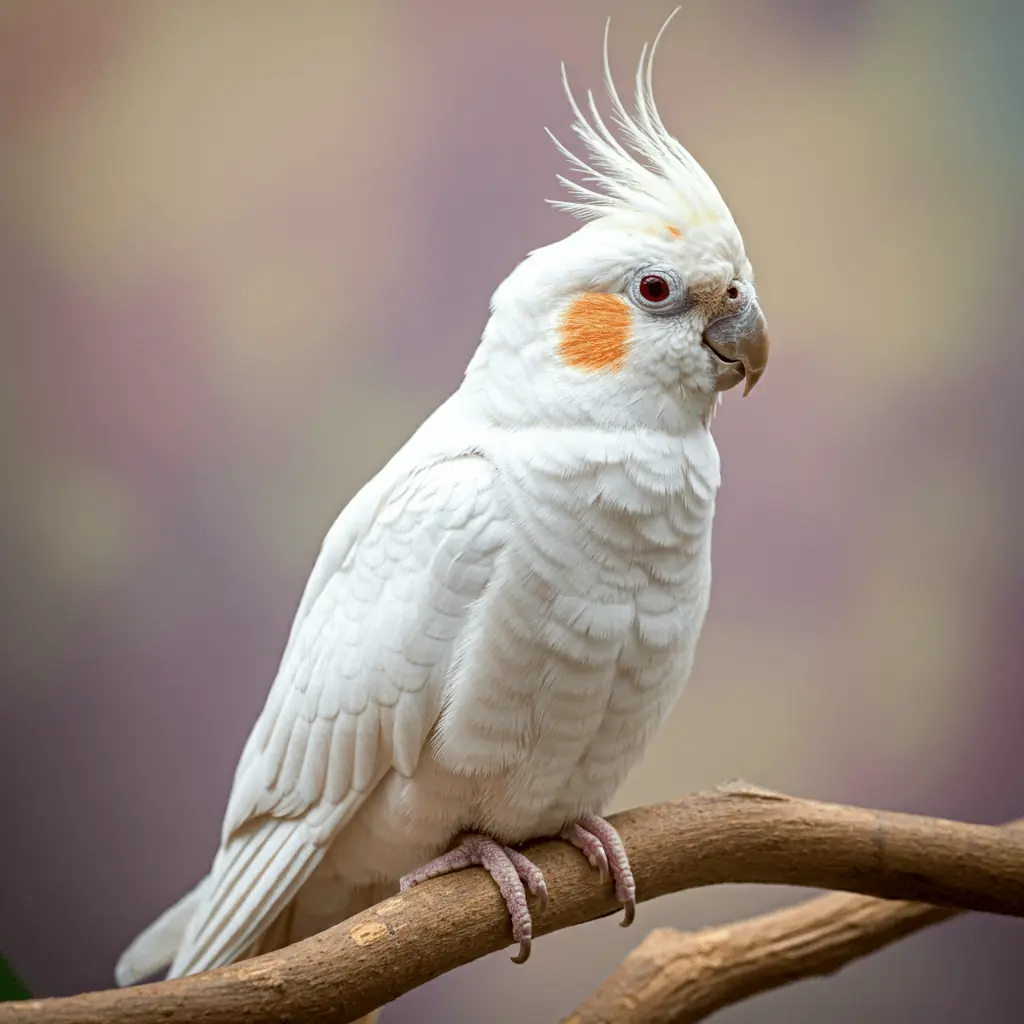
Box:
[557,292,633,372]
[666,224,682,238]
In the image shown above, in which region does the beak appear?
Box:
[702,299,770,397]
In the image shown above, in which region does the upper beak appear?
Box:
[702,299,770,397]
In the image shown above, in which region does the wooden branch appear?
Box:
[4,784,1023,1024]
[567,814,1024,1023]
[564,872,1014,1023]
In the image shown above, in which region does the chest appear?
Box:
[493,426,719,608]
[432,427,719,773]
[468,429,718,722]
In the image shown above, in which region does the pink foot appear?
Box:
[561,815,636,927]
[400,834,548,963]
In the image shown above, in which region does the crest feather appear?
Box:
[546,10,737,234]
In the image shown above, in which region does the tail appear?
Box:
[115,878,209,987]
[116,879,383,1023]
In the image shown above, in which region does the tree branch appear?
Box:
[564,837,1021,1024]
[4,784,1023,1024]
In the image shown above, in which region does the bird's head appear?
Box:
[463,12,769,434]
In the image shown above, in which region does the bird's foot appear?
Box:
[400,833,548,963]
[561,814,636,927]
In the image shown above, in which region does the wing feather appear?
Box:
[167,451,504,977]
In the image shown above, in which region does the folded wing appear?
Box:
[168,453,504,976]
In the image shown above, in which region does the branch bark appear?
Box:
[567,813,1024,1023]
[4,784,1023,1024]
[563,873,1014,1023]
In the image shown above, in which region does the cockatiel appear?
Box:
[115,10,769,1017]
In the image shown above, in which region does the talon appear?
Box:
[620,897,636,928]
[510,937,531,964]
[536,882,549,911]
[564,815,637,925]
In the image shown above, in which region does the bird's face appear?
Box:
[552,215,767,398]
[471,215,768,433]
[461,12,769,434]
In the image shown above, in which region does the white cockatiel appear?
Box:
[115,10,769,1012]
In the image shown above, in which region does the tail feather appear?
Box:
[115,878,208,987]
[117,878,384,1022]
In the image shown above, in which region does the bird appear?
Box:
[114,10,769,1021]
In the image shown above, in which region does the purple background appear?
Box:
[1,1,1021,1020]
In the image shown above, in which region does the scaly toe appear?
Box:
[504,847,549,909]
[400,835,548,963]
[565,816,636,924]
[561,823,610,881]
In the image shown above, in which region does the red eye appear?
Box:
[639,274,671,303]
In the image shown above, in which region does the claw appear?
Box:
[620,896,636,928]
[510,936,531,964]
[401,834,546,965]
[562,816,636,926]
[536,884,549,911]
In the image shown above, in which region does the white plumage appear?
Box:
[116,10,770,1008]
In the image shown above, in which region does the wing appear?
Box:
[168,450,505,977]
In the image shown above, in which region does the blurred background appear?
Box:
[0,0,1021,1020]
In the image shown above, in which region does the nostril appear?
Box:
[726,284,739,300]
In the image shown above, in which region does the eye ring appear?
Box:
[628,266,687,314]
